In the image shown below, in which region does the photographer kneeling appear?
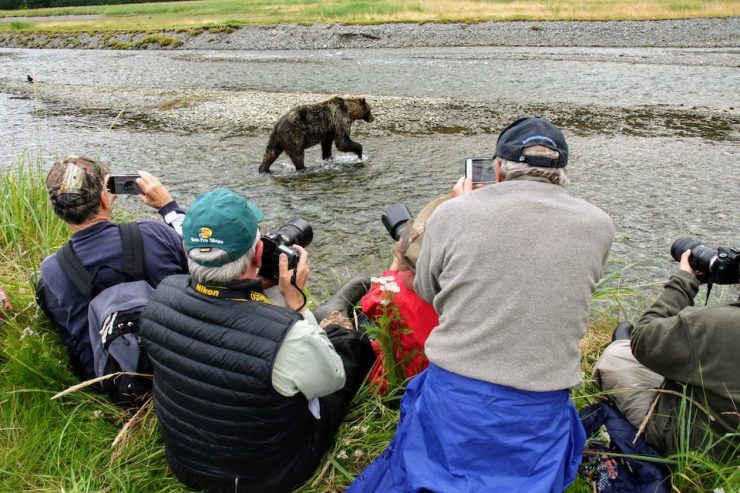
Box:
[140,188,375,493]
[593,240,740,459]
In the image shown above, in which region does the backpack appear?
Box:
[579,400,670,493]
[56,222,153,407]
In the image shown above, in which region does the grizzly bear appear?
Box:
[259,96,374,173]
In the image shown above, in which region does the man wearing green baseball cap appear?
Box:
[140,188,375,493]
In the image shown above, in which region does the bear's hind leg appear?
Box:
[286,149,306,171]
[259,140,283,173]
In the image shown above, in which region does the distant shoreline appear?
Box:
[0,18,738,50]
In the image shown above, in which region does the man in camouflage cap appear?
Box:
[36,155,188,381]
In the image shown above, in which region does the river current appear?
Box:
[1,46,738,301]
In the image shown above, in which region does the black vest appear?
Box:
[140,275,319,493]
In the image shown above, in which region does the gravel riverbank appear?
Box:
[1,18,738,142]
[0,18,738,50]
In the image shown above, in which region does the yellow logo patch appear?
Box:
[250,292,272,304]
[195,284,220,297]
[199,227,213,239]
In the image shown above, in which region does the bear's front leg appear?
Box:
[335,136,363,160]
[321,137,334,160]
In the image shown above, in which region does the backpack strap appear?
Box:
[56,222,146,299]
[119,222,145,282]
[57,242,99,299]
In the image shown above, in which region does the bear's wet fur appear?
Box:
[259,96,374,172]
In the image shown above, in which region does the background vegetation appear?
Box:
[0,0,738,33]
[1,155,737,492]
[0,0,165,12]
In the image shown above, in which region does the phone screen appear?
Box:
[465,157,495,185]
[107,175,142,195]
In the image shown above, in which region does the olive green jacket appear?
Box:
[631,270,740,458]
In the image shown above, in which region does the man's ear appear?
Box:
[252,240,263,268]
[495,158,505,183]
[100,189,115,211]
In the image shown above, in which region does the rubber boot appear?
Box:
[611,321,634,341]
[312,275,371,324]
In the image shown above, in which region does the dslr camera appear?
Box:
[258,218,313,280]
[382,204,412,241]
[671,237,740,285]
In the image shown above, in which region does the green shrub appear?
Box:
[0,0,22,9]
[8,21,32,30]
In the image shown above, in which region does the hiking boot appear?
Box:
[611,321,634,341]
[312,275,371,324]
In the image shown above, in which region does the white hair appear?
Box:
[498,145,569,187]
[188,230,260,283]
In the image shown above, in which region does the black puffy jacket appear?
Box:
[141,275,320,493]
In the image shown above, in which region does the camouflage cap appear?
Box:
[46,155,108,208]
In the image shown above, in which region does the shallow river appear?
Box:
[2,46,739,300]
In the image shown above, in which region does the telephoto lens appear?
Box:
[671,237,716,280]
[382,204,412,241]
[275,218,313,248]
[670,237,740,285]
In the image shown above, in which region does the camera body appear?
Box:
[382,204,412,241]
[107,175,142,195]
[670,237,740,285]
[258,218,313,280]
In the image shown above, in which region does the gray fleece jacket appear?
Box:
[414,178,614,391]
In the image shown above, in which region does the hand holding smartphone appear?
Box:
[464,157,496,185]
[107,174,142,195]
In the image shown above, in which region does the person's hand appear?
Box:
[0,285,13,319]
[279,245,309,311]
[679,250,697,277]
[136,171,173,210]
[452,176,473,198]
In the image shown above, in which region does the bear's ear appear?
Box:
[361,98,366,104]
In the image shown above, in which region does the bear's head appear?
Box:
[343,97,374,123]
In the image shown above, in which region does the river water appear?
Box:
[2,46,739,300]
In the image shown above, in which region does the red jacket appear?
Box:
[361,270,438,394]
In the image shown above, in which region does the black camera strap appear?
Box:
[193,278,307,311]
[192,279,273,304]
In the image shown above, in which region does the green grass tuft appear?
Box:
[8,21,32,30]
[0,152,68,273]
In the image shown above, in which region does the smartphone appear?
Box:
[464,157,495,185]
[107,174,142,195]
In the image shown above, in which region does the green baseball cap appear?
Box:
[183,188,265,267]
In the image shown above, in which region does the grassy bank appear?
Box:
[0,0,739,33]
[0,155,737,492]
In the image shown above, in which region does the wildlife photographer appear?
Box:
[139,188,375,493]
[349,116,615,491]
[36,155,188,382]
[594,239,740,459]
